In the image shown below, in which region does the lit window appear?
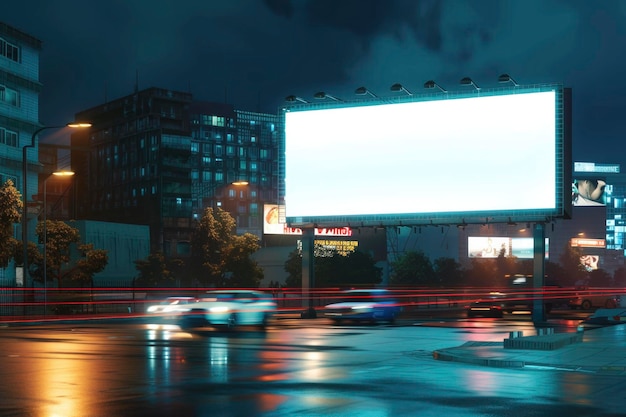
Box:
[0,127,18,147]
[0,85,19,106]
[0,38,20,62]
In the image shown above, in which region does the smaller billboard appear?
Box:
[572,178,607,206]
[571,238,606,248]
[580,255,599,271]
[468,237,510,258]
[469,236,549,259]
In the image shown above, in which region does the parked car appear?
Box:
[176,290,277,329]
[145,296,198,319]
[568,288,621,310]
[323,289,401,324]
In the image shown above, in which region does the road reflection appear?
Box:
[3,319,621,416]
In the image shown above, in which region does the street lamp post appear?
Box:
[21,123,90,296]
[43,171,75,314]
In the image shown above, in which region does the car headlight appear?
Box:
[147,306,159,313]
[209,306,230,313]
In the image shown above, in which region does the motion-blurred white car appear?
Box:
[145,296,198,317]
[177,290,277,329]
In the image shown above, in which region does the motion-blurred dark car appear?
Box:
[323,289,402,324]
[466,292,507,318]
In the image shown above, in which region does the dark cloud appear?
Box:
[4,0,626,165]
[263,0,294,18]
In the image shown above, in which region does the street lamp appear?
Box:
[460,77,481,90]
[43,170,75,313]
[424,80,447,93]
[390,83,413,95]
[21,122,90,292]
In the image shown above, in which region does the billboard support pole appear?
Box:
[532,222,546,324]
[301,227,317,318]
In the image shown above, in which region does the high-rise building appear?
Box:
[70,88,280,259]
[188,103,280,234]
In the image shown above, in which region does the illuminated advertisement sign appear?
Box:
[263,204,353,236]
[283,85,570,227]
[468,237,510,258]
[571,238,606,248]
[572,178,607,206]
[574,162,620,173]
[580,255,599,271]
[468,236,549,259]
[314,239,359,256]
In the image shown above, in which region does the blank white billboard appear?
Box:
[284,86,569,227]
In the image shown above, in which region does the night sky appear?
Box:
[5,0,626,166]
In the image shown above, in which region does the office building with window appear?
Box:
[189,102,280,234]
[70,88,280,260]
[0,22,42,285]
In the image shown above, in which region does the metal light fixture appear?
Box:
[43,170,75,313]
[498,73,519,86]
[390,83,412,95]
[460,77,480,90]
[285,95,308,103]
[424,80,447,92]
[355,86,377,98]
[21,122,91,294]
[313,91,342,101]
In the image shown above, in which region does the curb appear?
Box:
[432,348,525,368]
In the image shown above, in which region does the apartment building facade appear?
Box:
[0,22,42,285]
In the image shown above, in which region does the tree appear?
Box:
[545,260,567,286]
[284,249,302,287]
[66,243,109,286]
[0,179,22,268]
[134,252,176,287]
[337,250,382,287]
[190,207,263,287]
[495,252,519,281]
[433,257,463,287]
[589,268,613,287]
[559,243,588,286]
[32,220,108,287]
[614,267,626,288]
[34,220,79,287]
[283,248,382,288]
[463,258,499,287]
[225,233,264,287]
[316,249,382,287]
[390,251,434,286]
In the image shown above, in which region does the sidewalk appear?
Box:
[433,323,626,374]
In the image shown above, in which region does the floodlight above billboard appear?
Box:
[283,85,571,227]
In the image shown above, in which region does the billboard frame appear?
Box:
[280,84,572,228]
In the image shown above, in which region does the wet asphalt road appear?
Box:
[1,317,625,417]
